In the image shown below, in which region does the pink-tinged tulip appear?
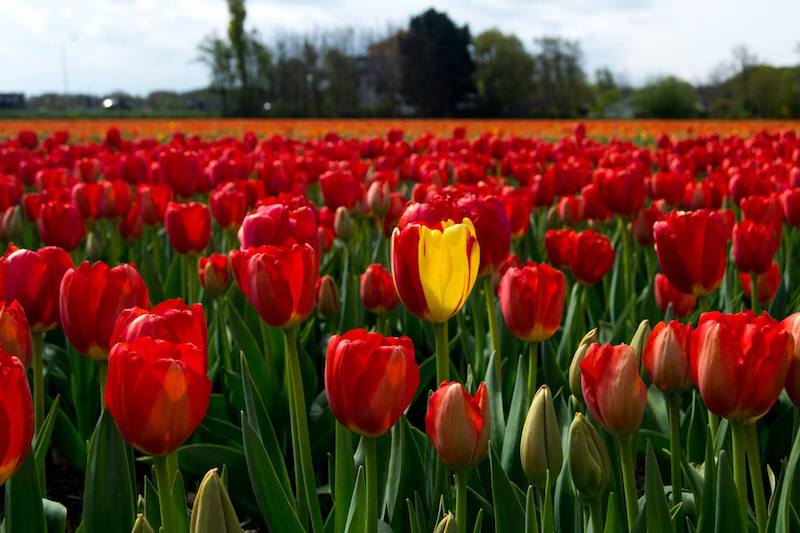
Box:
[60,262,150,360]
[654,273,696,318]
[0,348,34,485]
[325,329,419,436]
[0,301,31,368]
[499,261,566,342]
[238,203,319,254]
[691,311,792,422]
[425,381,489,471]
[643,321,692,394]
[580,343,647,434]
[780,188,800,227]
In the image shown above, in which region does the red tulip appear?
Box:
[740,194,783,226]
[0,246,74,331]
[653,209,728,296]
[780,188,800,227]
[230,243,318,328]
[37,201,85,251]
[545,229,575,270]
[581,183,612,221]
[198,254,230,296]
[0,301,31,368]
[425,381,489,471]
[360,263,398,314]
[500,187,532,239]
[71,182,103,219]
[732,219,780,275]
[105,336,210,456]
[691,311,792,422]
[0,347,34,485]
[631,203,663,246]
[571,230,615,285]
[654,273,696,318]
[164,202,211,255]
[740,261,781,307]
[457,195,511,275]
[319,170,362,211]
[238,203,319,254]
[119,201,144,240]
[580,343,647,434]
[60,262,150,360]
[780,313,800,406]
[596,168,644,215]
[137,184,172,226]
[159,149,200,198]
[99,180,132,219]
[557,195,584,226]
[325,329,419,436]
[210,184,247,230]
[643,321,692,394]
[499,261,566,342]
[111,299,207,353]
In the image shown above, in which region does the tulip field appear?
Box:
[3,121,800,533]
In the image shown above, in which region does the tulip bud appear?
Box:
[568,413,612,499]
[334,206,353,241]
[630,319,651,360]
[132,514,155,533]
[190,469,243,533]
[643,321,692,394]
[315,275,341,318]
[544,205,559,230]
[433,512,457,533]
[569,328,598,400]
[520,385,562,488]
[198,254,230,296]
[84,231,103,262]
[366,180,391,217]
[425,382,490,471]
[2,205,24,242]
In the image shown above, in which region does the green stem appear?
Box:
[98,360,108,407]
[364,437,378,533]
[483,276,501,382]
[527,342,538,403]
[435,320,450,384]
[283,327,324,532]
[667,395,682,508]
[731,422,749,520]
[455,471,467,533]
[620,217,633,299]
[185,254,198,304]
[709,411,719,446]
[154,453,177,533]
[616,434,639,529]
[744,424,767,533]
[470,292,486,375]
[589,497,604,533]
[751,273,759,314]
[334,423,354,533]
[32,332,45,434]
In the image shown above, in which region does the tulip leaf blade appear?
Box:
[43,498,67,533]
[3,452,46,533]
[240,412,305,533]
[81,409,136,533]
[775,424,800,533]
[524,485,539,533]
[485,351,507,454]
[344,466,367,533]
[34,395,61,477]
[644,440,674,533]
[604,492,624,533]
[489,444,525,533]
[501,355,528,473]
[714,450,746,533]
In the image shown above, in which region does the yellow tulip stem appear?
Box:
[482,276,501,381]
[435,320,450,384]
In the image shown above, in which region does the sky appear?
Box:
[1,0,798,96]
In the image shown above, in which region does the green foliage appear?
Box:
[632,76,699,118]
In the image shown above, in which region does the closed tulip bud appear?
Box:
[0,348,34,486]
[654,273,697,318]
[433,512,458,533]
[326,329,419,436]
[571,230,615,285]
[37,200,85,251]
[334,206,353,241]
[360,263,398,314]
[643,321,692,394]
[520,385,562,488]
[315,275,340,317]
[425,381,489,471]
[190,469,243,533]
[568,413,612,499]
[732,220,780,275]
[581,343,647,434]
[499,261,566,343]
[0,301,31,368]
[84,231,102,261]
[569,328,598,399]
[366,180,391,216]
[198,254,230,296]
[629,319,651,360]
[132,515,155,533]
[165,202,211,255]
[2,206,23,242]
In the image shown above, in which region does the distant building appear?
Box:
[0,93,25,109]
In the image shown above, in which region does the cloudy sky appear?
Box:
[1,0,798,96]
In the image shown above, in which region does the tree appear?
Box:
[473,29,534,117]
[633,76,698,118]
[398,9,475,116]
[530,37,591,117]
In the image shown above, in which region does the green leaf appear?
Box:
[524,486,539,533]
[776,425,800,533]
[604,492,624,533]
[53,404,87,472]
[406,497,422,533]
[542,471,555,533]
[644,440,673,533]
[344,466,367,533]
[714,450,746,533]
[489,445,525,533]
[336,423,356,533]
[501,355,528,473]
[43,499,67,533]
[486,351,507,454]
[697,429,717,533]
[240,412,305,533]
[34,396,60,478]
[82,409,136,533]
[472,508,484,533]
[3,453,46,533]
[143,477,161,531]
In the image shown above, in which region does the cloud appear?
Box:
[0,0,797,95]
